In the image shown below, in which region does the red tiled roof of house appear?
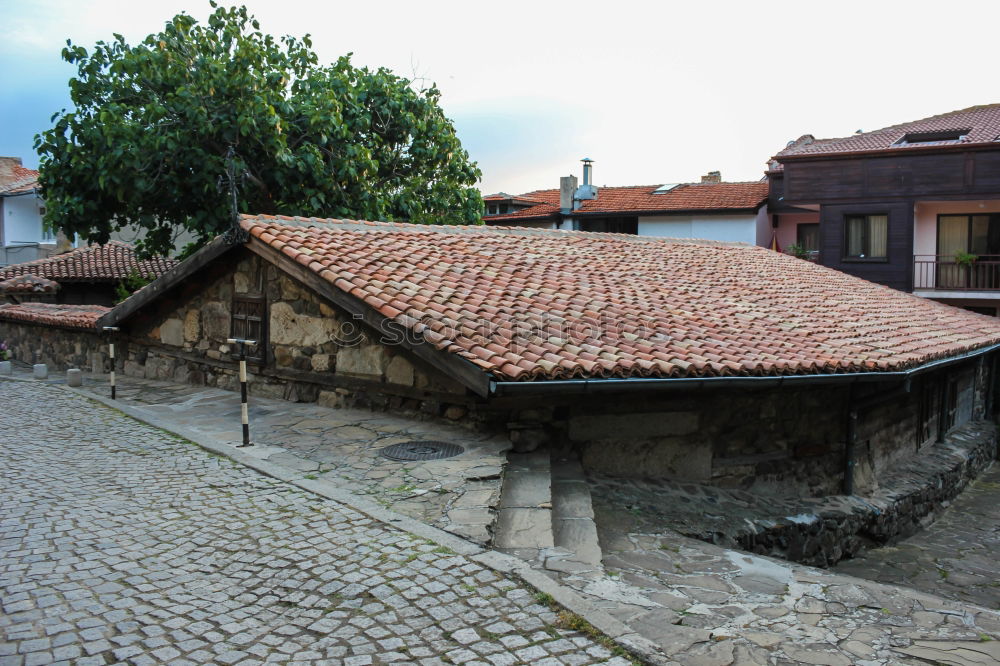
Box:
[0,165,40,196]
[239,214,1000,382]
[0,274,60,294]
[0,241,177,283]
[0,302,108,329]
[775,104,1000,159]
[484,182,768,223]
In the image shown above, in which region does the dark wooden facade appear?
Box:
[781,148,1000,205]
[772,147,1000,292]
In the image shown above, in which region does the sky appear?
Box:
[1,0,998,196]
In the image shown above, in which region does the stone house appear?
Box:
[4,214,1000,563]
[66,214,1000,500]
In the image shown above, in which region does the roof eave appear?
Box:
[571,205,766,217]
[489,340,1000,397]
[774,140,1000,163]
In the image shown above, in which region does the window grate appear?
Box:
[231,296,266,363]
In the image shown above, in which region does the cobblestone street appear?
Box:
[0,381,627,665]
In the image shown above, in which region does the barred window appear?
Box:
[231,296,266,363]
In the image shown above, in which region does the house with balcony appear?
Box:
[768,104,1000,315]
[484,160,771,246]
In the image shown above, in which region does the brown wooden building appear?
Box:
[768,104,1000,315]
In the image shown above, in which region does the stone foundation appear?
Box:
[736,421,998,567]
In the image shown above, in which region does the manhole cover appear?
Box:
[378,440,464,461]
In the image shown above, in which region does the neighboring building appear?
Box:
[0,157,58,267]
[0,240,177,306]
[769,104,1000,314]
[484,160,771,246]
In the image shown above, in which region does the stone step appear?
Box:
[492,451,554,559]
[548,453,604,572]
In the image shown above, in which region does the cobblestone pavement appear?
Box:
[0,380,629,666]
[834,463,1000,610]
[38,366,508,544]
[538,485,1000,665]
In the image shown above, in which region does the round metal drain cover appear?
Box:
[378,440,464,461]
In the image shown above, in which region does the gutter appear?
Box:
[488,341,1000,397]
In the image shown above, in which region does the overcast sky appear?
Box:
[1,0,998,196]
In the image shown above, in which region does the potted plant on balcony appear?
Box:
[786,243,810,260]
[955,251,978,268]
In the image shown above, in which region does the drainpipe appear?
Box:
[936,378,948,444]
[844,386,857,495]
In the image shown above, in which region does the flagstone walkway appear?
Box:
[833,462,1000,610]
[71,372,509,545]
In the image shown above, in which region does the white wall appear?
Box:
[638,213,759,245]
[3,193,46,245]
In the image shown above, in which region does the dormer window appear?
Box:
[894,129,969,146]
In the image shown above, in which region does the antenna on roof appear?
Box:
[220,145,249,245]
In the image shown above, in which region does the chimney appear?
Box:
[573,157,597,208]
[0,157,23,186]
[559,175,578,213]
[701,171,721,184]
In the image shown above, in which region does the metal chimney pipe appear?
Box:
[581,158,593,186]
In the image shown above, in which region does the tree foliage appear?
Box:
[36,3,482,257]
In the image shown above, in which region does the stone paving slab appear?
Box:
[556,486,1000,665]
[0,380,634,665]
[13,364,509,545]
[834,462,1000,610]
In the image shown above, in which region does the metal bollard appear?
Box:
[103,326,119,399]
[227,338,258,447]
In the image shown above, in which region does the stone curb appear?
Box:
[49,380,672,665]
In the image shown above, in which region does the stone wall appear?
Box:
[535,360,993,498]
[553,385,848,497]
[118,250,490,427]
[733,420,998,567]
[0,320,105,371]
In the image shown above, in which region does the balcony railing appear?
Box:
[914,255,1000,291]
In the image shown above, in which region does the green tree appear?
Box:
[35,3,482,258]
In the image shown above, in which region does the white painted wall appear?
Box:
[3,192,46,244]
[638,213,759,245]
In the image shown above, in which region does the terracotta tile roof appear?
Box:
[0,274,60,294]
[240,214,1000,383]
[0,241,177,283]
[483,182,767,223]
[775,104,1000,159]
[0,302,108,329]
[0,165,40,196]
